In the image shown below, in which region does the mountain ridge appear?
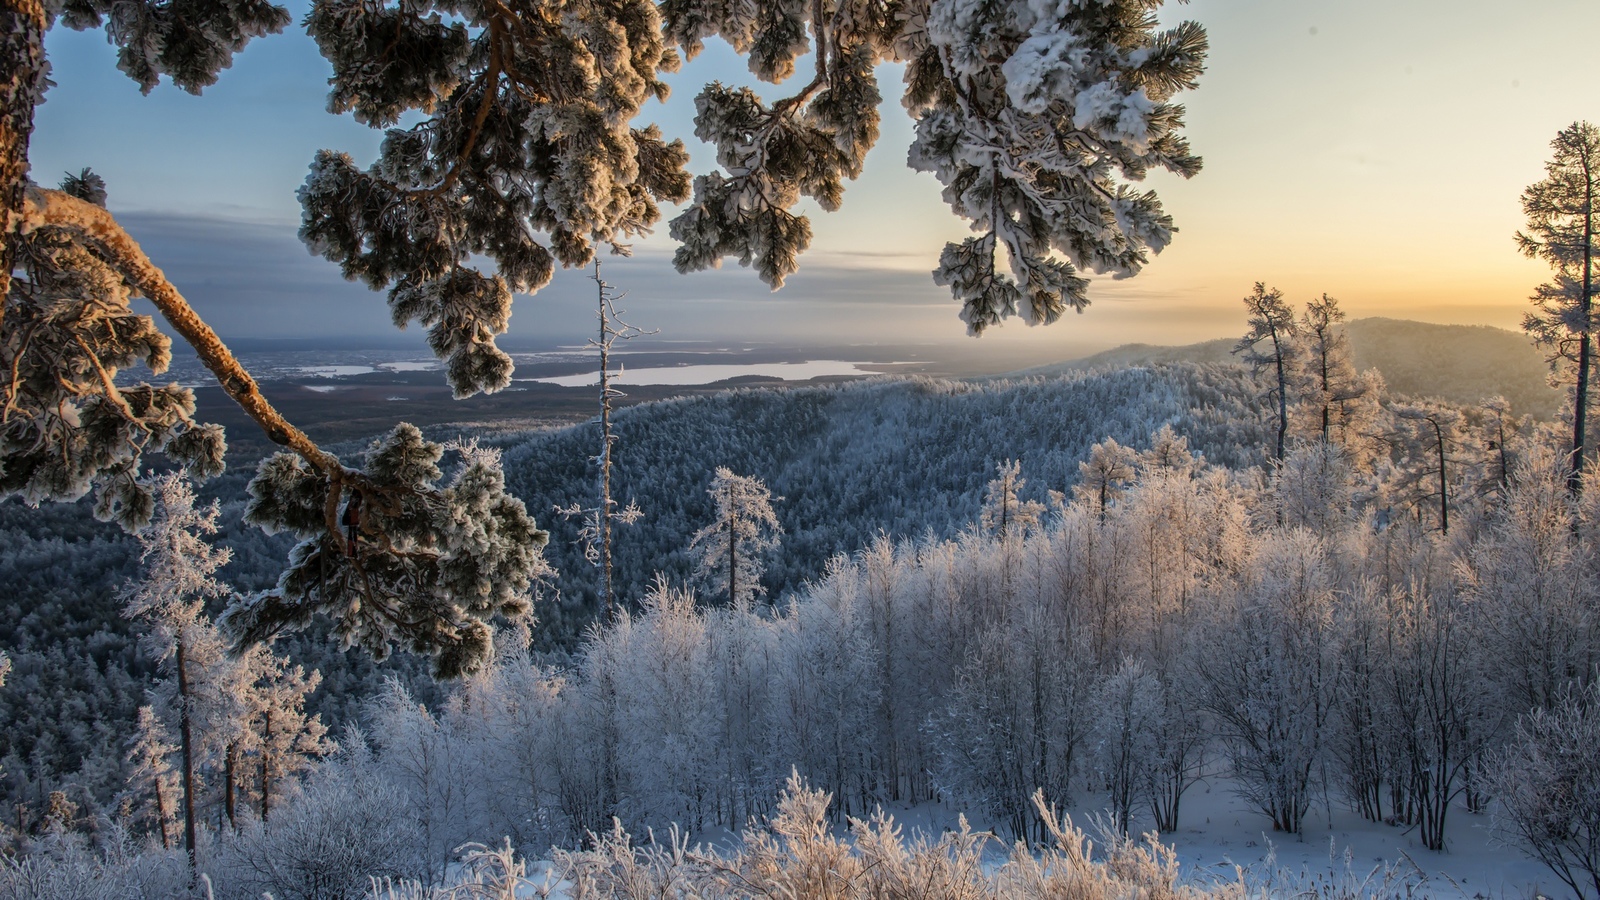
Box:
[1024,318,1558,418]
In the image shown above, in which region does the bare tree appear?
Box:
[1487,680,1600,899]
[558,260,649,622]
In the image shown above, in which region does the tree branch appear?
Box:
[20,186,341,475]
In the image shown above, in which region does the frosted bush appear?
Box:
[0,830,192,900]
[213,766,425,900]
[543,773,1247,900]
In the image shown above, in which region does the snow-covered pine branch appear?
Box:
[296,0,693,397]
[670,0,1206,332]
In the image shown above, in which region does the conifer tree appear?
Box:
[242,650,334,823]
[1075,438,1137,521]
[980,459,1045,541]
[121,473,233,869]
[223,431,553,678]
[9,164,551,677]
[3,171,225,530]
[1234,283,1300,463]
[1296,294,1376,460]
[1520,122,1600,493]
[1138,424,1196,475]
[1391,403,1463,535]
[669,0,1206,331]
[1476,396,1525,500]
[124,705,179,850]
[689,468,781,606]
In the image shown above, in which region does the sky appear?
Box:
[27,0,1600,355]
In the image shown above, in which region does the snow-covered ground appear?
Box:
[871,783,1550,897]
[655,780,1553,899]
[1149,779,1548,897]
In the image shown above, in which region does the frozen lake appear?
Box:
[523,360,886,387]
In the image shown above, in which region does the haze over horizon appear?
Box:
[29,0,1600,353]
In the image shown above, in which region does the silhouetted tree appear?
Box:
[1520,122,1600,493]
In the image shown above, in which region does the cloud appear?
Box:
[117,211,1224,352]
[121,212,414,346]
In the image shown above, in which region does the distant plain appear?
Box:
[174,318,1560,461]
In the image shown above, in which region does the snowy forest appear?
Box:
[4,306,1600,897]
[4,0,1600,893]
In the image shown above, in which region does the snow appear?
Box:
[1151,778,1550,897]
[745,781,1552,897]
[1002,31,1090,115]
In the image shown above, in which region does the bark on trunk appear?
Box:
[176,639,198,869]
[0,0,46,321]
[260,707,272,823]
[727,482,737,605]
[224,742,237,829]
[154,779,172,850]
[1575,167,1595,494]
[1272,325,1289,463]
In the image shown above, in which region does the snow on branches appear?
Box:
[5,177,225,530]
[296,0,693,397]
[226,430,553,679]
[689,467,781,606]
[0,0,1203,673]
[671,0,1206,332]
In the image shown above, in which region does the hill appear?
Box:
[1025,319,1559,419]
[503,363,1269,643]
[1344,318,1557,418]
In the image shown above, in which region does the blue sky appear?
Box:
[28,0,1600,353]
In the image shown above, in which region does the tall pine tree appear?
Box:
[1234,283,1300,464]
[1520,121,1600,494]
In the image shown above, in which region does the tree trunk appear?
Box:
[18,189,340,474]
[0,0,46,319]
[1318,339,1331,444]
[1433,418,1449,535]
[1576,166,1595,494]
[597,261,614,621]
[154,779,172,850]
[260,707,272,823]
[175,638,198,869]
[727,482,737,605]
[224,742,237,829]
[1272,324,1289,462]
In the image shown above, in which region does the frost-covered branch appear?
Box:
[21,185,332,471]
